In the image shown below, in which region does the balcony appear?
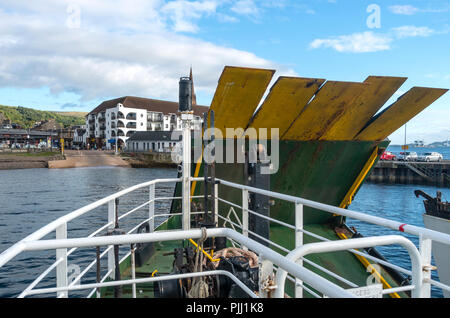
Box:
[126,113,137,120]
[147,112,163,122]
[117,112,125,119]
[117,120,125,128]
[126,122,136,129]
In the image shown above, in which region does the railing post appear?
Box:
[149,184,155,233]
[242,189,249,250]
[181,113,191,231]
[214,182,219,225]
[417,235,432,298]
[56,223,68,298]
[258,254,274,298]
[107,199,116,279]
[295,202,303,298]
[130,244,137,298]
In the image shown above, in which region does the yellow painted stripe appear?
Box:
[336,232,401,298]
[209,66,275,135]
[282,81,366,140]
[189,239,221,262]
[246,77,325,139]
[356,87,448,141]
[320,76,407,140]
[339,147,379,209]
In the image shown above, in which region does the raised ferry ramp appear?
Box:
[48,150,129,169]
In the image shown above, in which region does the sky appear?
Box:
[0,0,449,144]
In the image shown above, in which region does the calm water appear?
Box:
[0,167,448,297]
[0,167,177,298]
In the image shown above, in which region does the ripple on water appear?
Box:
[0,167,177,298]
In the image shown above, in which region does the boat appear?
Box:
[0,66,449,299]
[415,190,450,297]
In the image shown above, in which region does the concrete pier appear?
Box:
[367,160,450,187]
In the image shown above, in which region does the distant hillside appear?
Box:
[0,105,86,128]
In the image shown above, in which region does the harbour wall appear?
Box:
[367,161,450,187]
[121,152,177,168]
[0,152,64,170]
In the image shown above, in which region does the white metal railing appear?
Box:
[0,176,449,298]
[213,178,450,298]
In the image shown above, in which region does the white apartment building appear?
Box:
[85,96,207,150]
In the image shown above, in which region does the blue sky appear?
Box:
[0,0,449,144]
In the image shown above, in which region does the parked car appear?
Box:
[418,152,443,162]
[398,151,418,161]
[380,151,397,161]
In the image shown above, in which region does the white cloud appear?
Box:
[0,1,295,105]
[161,0,219,33]
[392,25,435,38]
[388,5,420,15]
[389,4,450,15]
[309,31,392,53]
[309,25,440,53]
[231,0,260,17]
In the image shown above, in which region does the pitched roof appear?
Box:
[126,131,182,142]
[89,96,208,117]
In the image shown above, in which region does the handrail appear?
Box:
[1,176,449,298]
[0,178,181,267]
[216,178,450,245]
[273,235,422,298]
[13,228,356,298]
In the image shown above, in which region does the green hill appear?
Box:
[0,105,86,128]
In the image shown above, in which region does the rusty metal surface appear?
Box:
[208,66,274,135]
[246,76,325,139]
[282,81,367,140]
[320,76,407,140]
[356,87,448,141]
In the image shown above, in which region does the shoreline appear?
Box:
[0,151,177,170]
[0,153,65,170]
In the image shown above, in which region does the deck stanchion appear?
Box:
[214,182,219,225]
[242,189,249,250]
[107,199,116,279]
[130,244,136,298]
[295,202,304,298]
[56,223,68,298]
[149,184,155,233]
[96,246,101,298]
[418,235,432,298]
